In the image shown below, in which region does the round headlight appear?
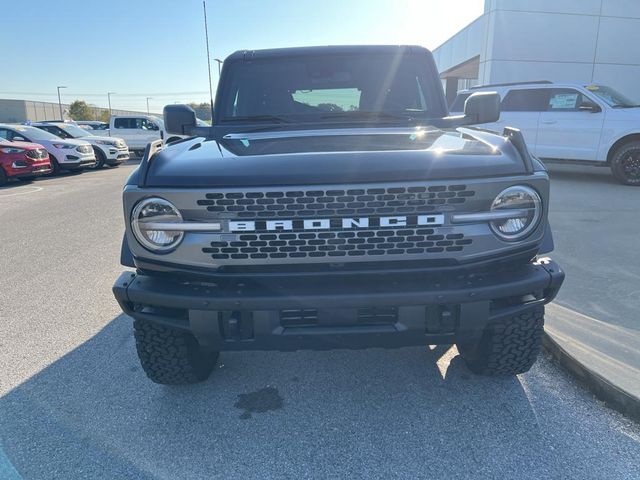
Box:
[131,197,184,252]
[490,186,542,241]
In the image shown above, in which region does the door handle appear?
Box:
[541,120,557,125]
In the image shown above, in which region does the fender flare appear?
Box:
[120,233,135,267]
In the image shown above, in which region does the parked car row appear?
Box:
[0,122,129,185]
[451,81,640,185]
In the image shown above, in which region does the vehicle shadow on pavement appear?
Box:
[546,164,620,186]
[1,315,639,480]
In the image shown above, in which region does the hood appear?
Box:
[84,135,125,144]
[0,140,44,150]
[144,127,528,187]
[41,138,91,148]
[604,106,640,120]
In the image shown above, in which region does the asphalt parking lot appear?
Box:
[1,163,639,479]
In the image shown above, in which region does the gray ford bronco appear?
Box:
[113,45,564,384]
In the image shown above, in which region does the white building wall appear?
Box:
[434,0,640,102]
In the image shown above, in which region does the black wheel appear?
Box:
[89,148,106,169]
[457,306,544,376]
[611,140,640,186]
[0,167,7,186]
[48,154,60,175]
[133,319,219,384]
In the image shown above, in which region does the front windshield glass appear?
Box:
[586,85,638,107]
[60,124,94,137]
[219,52,440,122]
[14,126,60,141]
[149,116,164,128]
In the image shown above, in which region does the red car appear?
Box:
[0,139,52,186]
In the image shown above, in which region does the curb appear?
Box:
[542,331,640,423]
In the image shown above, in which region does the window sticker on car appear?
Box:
[549,93,578,109]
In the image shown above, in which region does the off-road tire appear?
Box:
[457,306,544,376]
[611,140,640,186]
[133,319,219,384]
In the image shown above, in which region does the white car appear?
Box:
[109,115,185,155]
[33,122,129,169]
[451,81,640,185]
[0,124,95,173]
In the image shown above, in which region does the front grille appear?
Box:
[76,145,92,154]
[25,149,47,159]
[202,228,473,260]
[197,185,475,218]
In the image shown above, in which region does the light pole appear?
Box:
[57,86,67,120]
[107,91,115,116]
[146,97,152,115]
[214,58,223,76]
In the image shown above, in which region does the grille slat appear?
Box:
[202,228,473,260]
[25,149,48,160]
[198,184,474,218]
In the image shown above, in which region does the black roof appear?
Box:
[225,45,430,61]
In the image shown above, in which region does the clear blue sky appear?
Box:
[0,0,483,112]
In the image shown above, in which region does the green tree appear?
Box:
[98,110,110,123]
[68,100,94,120]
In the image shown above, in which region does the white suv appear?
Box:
[33,122,129,169]
[451,82,640,185]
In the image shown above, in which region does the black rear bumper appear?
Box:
[113,258,564,351]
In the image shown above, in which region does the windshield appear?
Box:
[150,116,164,128]
[13,126,60,141]
[585,85,638,107]
[218,52,442,123]
[59,124,94,138]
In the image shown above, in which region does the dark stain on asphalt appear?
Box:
[235,386,284,419]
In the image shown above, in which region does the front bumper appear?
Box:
[60,150,96,169]
[113,258,564,351]
[6,162,52,178]
[105,147,130,164]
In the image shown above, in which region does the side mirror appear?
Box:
[579,100,602,113]
[164,104,196,135]
[463,91,500,124]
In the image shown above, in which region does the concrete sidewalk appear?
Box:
[545,164,640,422]
[545,304,640,421]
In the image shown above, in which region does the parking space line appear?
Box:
[0,186,43,198]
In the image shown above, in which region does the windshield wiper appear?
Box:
[220,115,291,123]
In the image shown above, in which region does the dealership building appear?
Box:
[433,0,640,104]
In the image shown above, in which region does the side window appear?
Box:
[114,118,136,129]
[0,129,10,140]
[547,88,589,111]
[501,89,549,112]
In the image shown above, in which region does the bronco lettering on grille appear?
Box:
[229,214,445,232]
